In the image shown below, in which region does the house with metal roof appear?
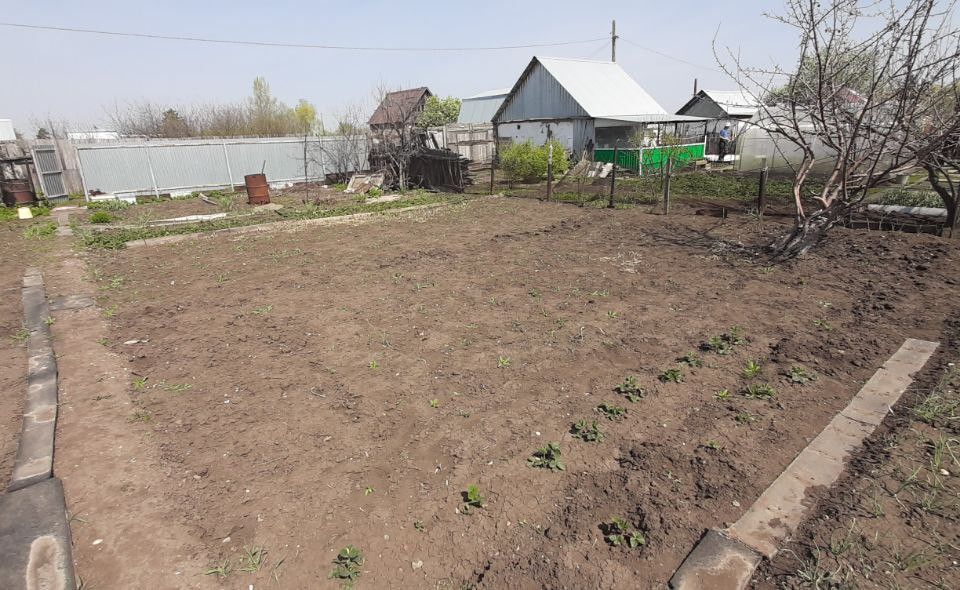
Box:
[492,56,708,170]
[457,89,509,125]
[675,90,760,161]
[368,87,432,132]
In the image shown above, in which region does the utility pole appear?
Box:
[611,20,618,62]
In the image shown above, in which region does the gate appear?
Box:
[31,145,68,202]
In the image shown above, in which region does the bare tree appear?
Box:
[719,0,960,257]
[368,84,428,190]
[308,103,369,184]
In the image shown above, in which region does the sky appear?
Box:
[1,0,798,135]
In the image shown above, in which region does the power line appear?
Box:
[619,36,720,72]
[0,22,607,52]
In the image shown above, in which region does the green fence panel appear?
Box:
[594,149,640,172]
[640,144,705,174]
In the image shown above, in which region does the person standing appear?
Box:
[718,123,732,164]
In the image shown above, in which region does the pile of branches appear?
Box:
[369,139,472,192]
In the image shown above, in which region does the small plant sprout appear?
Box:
[238,546,267,573]
[659,368,684,383]
[713,388,731,400]
[813,318,833,331]
[368,360,379,369]
[528,442,565,471]
[204,560,231,579]
[363,486,375,496]
[571,419,604,442]
[678,352,703,368]
[329,545,363,584]
[607,310,619,319]
[742,383,777,399]
[735,411,757,424]
[132,376,148,390]
[614,376,645,402]
[251,305,273,315]
[602,517,646,548]
[597,403,626,421]
[429,398,439,408]
[43,316,55,326]
[705,440,724,451]
[497,355,511,368]
[788,365,815,384]
[12,328,29,344]
[702,335,732,355]
[414,520,425,532]
[743,360,762,379]
[462,484,485,513]
[726,326,747,345]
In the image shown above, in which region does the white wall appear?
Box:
[0,119,16,141]
[496,121,574,151]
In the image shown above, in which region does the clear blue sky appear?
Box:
[2,0,795,134]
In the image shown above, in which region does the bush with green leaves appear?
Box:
[89,211,113,224]
[462,484,485,513]
[571,419,604,442]
[499,140,569,182]
[86,199,131,211]
[614,376,644,402]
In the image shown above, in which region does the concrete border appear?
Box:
[0,478,76,590]
[9,268,59,492]
[670,338,939,590]
[124,201,452,248]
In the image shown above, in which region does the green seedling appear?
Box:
[726,326,747,345]
[132,377,148,390]
[788,365,814,384]
[329,545,363,584]
[571,419,604,442]
[497,355,511,368]
[368,360,379,369]
[613,376,644,402]
[462,484,485,513]
[743,360,762,379]
[713,388,731,400]
[158,381,191,392]
[659,368,684,383]
[528,442,565,471]
[129,410,151,423]
[607,310,619,319]
[429,398,439,408]
[678,352,703,368]
[742,383,777,399]
[364,486,375,496]
[735,411,757,424]
[102,304,118,318]
[43,317,55,326]
[11,328,29,344]
[813,318,832,331]
[252,305,273,315]
[602,517,646,548]
[414,520,425,532]
[238,545,267,573]
[597,403,626,421]
[702,335,732,355]
[705,440,724,451]
[204,560,231,579]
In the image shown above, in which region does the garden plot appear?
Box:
[72,197,958,588]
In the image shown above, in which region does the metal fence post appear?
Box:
[546,143,553,201]
[221,139,235,190]
[608,141,619,208]
[144,143,160,198]
[757,155,768,217]
[662,157,672,214]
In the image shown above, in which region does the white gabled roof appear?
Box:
[536,57,667,119]
[701,90,759,117]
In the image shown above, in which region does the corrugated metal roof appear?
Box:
[701,90,758,117]
[535,57,667,119]
[457,88,509,124]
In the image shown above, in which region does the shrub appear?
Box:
[89,211,113,224]
[500,140,569,182]
[87,199,131,211]
[871,188,943,208]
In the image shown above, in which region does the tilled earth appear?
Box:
[72,196,959,588]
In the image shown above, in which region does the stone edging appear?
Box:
[0,268,76,590]
[669,338,940,590]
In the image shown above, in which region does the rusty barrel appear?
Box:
[1,179,36,207]
[244,173,270,205]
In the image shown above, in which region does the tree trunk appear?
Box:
[924,164,958,238]
[771,209,840,260]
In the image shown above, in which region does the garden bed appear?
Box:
[69,197,958,588]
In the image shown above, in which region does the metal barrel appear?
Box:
[244,173,270,205]
[1,179,36,207]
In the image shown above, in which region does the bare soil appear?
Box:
[56,196,959,588]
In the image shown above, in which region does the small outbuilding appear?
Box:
[368,87,433,133]
[676,90,760,160]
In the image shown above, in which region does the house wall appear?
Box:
[496,119,598,157]
[496,62,588,123]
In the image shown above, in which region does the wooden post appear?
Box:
[489,156,496,195]
[608,142,618,208]
[757,156,768,217]
[662,157,672,214]
[546,143,553,201]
